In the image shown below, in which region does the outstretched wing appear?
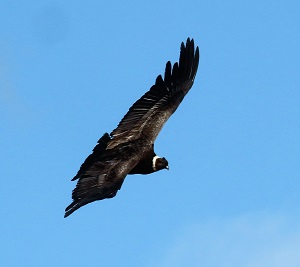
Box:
[72,133,111,181]
[64,151,138,217]
[108,38,199,149]
[64,161,121,217]
[64,134,137,218]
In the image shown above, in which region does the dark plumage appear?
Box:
[64,38,200,217]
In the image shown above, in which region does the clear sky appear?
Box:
[1,0,300,266]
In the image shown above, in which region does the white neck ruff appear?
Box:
[152,155,160,171]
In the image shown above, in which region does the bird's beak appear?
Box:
[166,166,169,170]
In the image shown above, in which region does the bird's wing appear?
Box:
[72,133,111,181]
[64,149,137,217]
[108,38,199,149]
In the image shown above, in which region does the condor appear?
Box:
[65,38,199,217]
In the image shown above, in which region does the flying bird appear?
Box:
[64,38,199,217]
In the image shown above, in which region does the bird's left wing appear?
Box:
[71,133,111,181]
[64,153,136,217]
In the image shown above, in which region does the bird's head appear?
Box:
[152,156,169,172]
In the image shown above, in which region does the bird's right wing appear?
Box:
[108,38,199,149]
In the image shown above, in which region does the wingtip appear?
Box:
[64,207,72,218]
[64,209,71,218]
[64,200,80,218]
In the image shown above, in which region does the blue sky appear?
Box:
[1,0,300,266]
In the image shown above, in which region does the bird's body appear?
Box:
[65,38,199,217]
